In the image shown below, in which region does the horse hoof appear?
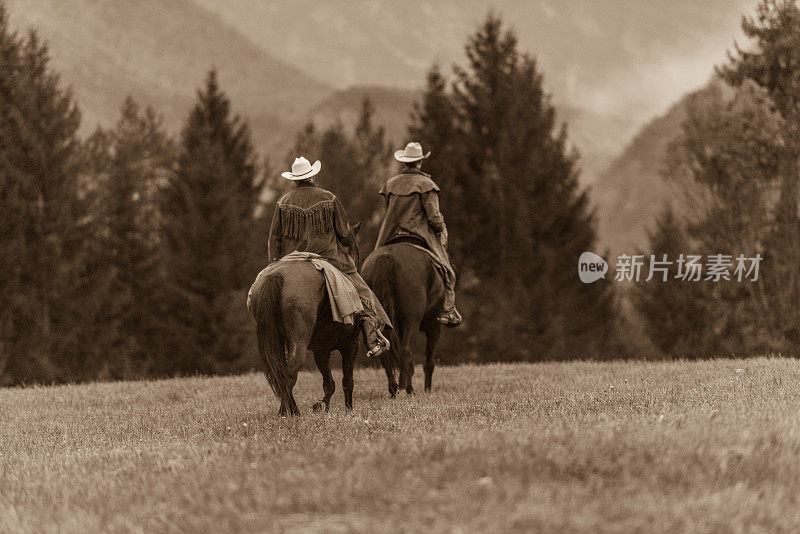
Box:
[312,401,327,412]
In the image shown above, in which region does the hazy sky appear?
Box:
[5,0,756,183]
[196,0,753,124]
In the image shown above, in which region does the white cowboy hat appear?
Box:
[281,156,322,180]
[394,142,430,162]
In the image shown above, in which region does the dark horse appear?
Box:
[248,224,363,416]
[362,241,444,396]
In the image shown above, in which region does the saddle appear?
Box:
[387,235,428,248]
[247,252,363,324]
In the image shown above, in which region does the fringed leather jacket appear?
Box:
[268,181,357,274]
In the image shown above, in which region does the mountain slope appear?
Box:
[193,0,750,184]
[303,86,420,149]
[6,0,331,150]
[193,0,750,124]
[302,86,638,184]
[592,83,725,258]
[4,0,753,197]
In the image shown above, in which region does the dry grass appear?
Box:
[2,358,800,533]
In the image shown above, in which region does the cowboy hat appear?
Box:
[281,156,321,180]
[394,142,430,162]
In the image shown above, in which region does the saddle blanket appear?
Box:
[247,252,363,324]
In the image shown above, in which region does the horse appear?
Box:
[362,239,444,396]
[248,223,364,416]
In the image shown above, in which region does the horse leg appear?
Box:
[398,328,416,396]
[313,350,335,412]
[282,337,306,416]
[423,324,441,393]
[396,327,409,393]
[277,386,299,416]
[404,347,415,395]
[341,339,357,410]
[276,369,296,417]
[380,352,399,398]
[398,365,407,392]
[277,363,302,416]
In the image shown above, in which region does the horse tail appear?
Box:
[252,273,291,407]
[370,253,396,323]
[368,253,401,368]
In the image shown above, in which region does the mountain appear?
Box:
[5,0,331,151]
[5,0,754,209]
[6,0,754,187]
[193,0,751,167]
[558,106,640,185]
[303,86,421,149]
[592,82,725,259]
[303,87,638,184]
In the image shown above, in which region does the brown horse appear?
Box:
[362,240,444,396]
[249,224,363,415]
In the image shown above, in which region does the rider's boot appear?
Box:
[437,307,462,328]
[360,314,390,358]
[437,284,461,327]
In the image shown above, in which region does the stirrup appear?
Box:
[366,330,390,358]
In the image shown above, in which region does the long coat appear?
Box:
[375,168,455,281]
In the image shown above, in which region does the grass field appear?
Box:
[2,358,800,533]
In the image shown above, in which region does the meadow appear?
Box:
[2,358,800,533]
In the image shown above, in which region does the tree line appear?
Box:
[8,0,796,384]
[635,0,800,357]
[0,6,615,385]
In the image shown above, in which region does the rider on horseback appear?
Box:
[268,156,391,358]
[375,142,462,327]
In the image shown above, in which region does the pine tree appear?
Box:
[639,80,785,356]
[0,6,114,383]
[716,0,800,352]
[159,69,263,374]
[633,210,717,357]
[88,97,176,375]
[409,13,615,359]
[0,4,24,380]
[718,0,800,124]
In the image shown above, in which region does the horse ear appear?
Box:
[352,220,363,235]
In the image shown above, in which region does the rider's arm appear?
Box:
[421,191,446,233]
[332,197,356,254]
[422,191,448,248]
[268,205,282,262]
